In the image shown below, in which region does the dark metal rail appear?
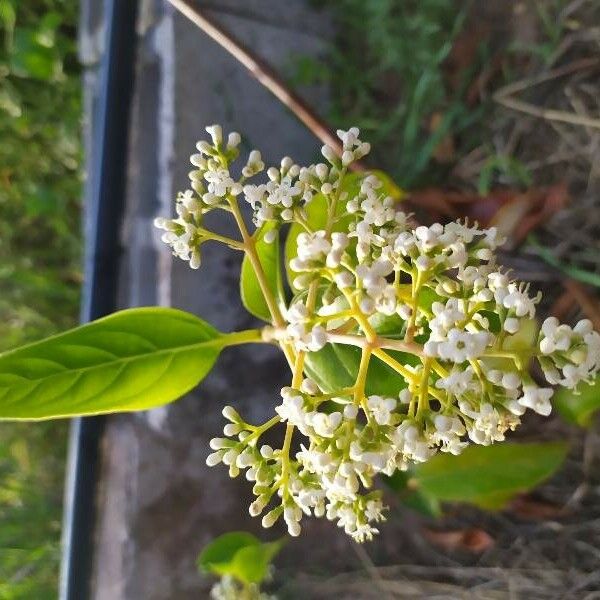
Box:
[60,1,138,598]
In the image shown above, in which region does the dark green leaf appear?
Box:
[554,377,600,427]
[412,442,568,510]
[383,471,441,517]
[241,222,285,322]
[305,344,415,397]
[0,307,225,420]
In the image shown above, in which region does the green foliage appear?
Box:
[241,222,285,322]
[0,420,67,599]
[0,0,80,594]
[198,531,284,586]
[528,234,600,288]
[477,155,532,195]
[389,441,568,514]
[554,378,600,427]
[305,0,483,187]
[305,344,416,398]
[0,308,225,420]
[0,0,82,351]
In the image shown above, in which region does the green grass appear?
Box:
[295,0,574,192]
[297,0,487,188]
[0,422,67,600]
[0,0,81,596]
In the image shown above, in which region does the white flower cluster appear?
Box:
[538,317,600,389]
[154,125,245,268]
[209,392,387,543]
[158,125,600,543]
[210,575,274,600]
[243,157,309,228]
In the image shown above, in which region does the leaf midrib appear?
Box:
[0,335,226,386]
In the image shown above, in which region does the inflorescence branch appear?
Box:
[155,124,600,543]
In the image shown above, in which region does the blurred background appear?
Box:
[0,0,599,598]
[0,0,79,597]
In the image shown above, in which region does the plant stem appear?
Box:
[325,167,347,236]
[222,328,266,347]
[326,331,423,355]
[226,196,296,367]
[198,228,245,250]
[228,198,284,326]
[244,415,281,445]
[355,345,372,421]
[405,269,422,342]
[417,358,432,416]
[372,348,417,383]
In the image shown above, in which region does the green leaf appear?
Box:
[198,532,259,576]
[0,307,225,420]
[383,471,441,518]
[305,344,416,397]
[198,532,284,585]
[285,193,330,291]
[231,540,284,584]
[241,222,285,322]
[0,0,16,34]
[10,28,59,81]
[554,377,600,427]
[411,442,568,510]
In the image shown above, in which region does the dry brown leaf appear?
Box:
[407,184,569,245]
[508,494,566,521]
[423,527,494,553]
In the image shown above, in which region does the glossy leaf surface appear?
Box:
[0,307,224,420]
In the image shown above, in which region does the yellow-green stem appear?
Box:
[417,358,432,416]
[355,345,372,422]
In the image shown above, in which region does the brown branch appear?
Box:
[165,0,365,170]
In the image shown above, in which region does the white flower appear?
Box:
[297,231,331,262]
[204,168,235,197]
[467,403,506,445]
[502,283,540,318]
[160,124,600,545]
[503,317,520,334]
[435,367,477,397]
[308,411,343,437]
[366,395,396,425]
[265,178,301,207]
[350,522,379,543]
[276,388,308,429]
[517,386,553,416]
[243,184,266,209]
[356,259,394,297]
[435,329,490,363]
